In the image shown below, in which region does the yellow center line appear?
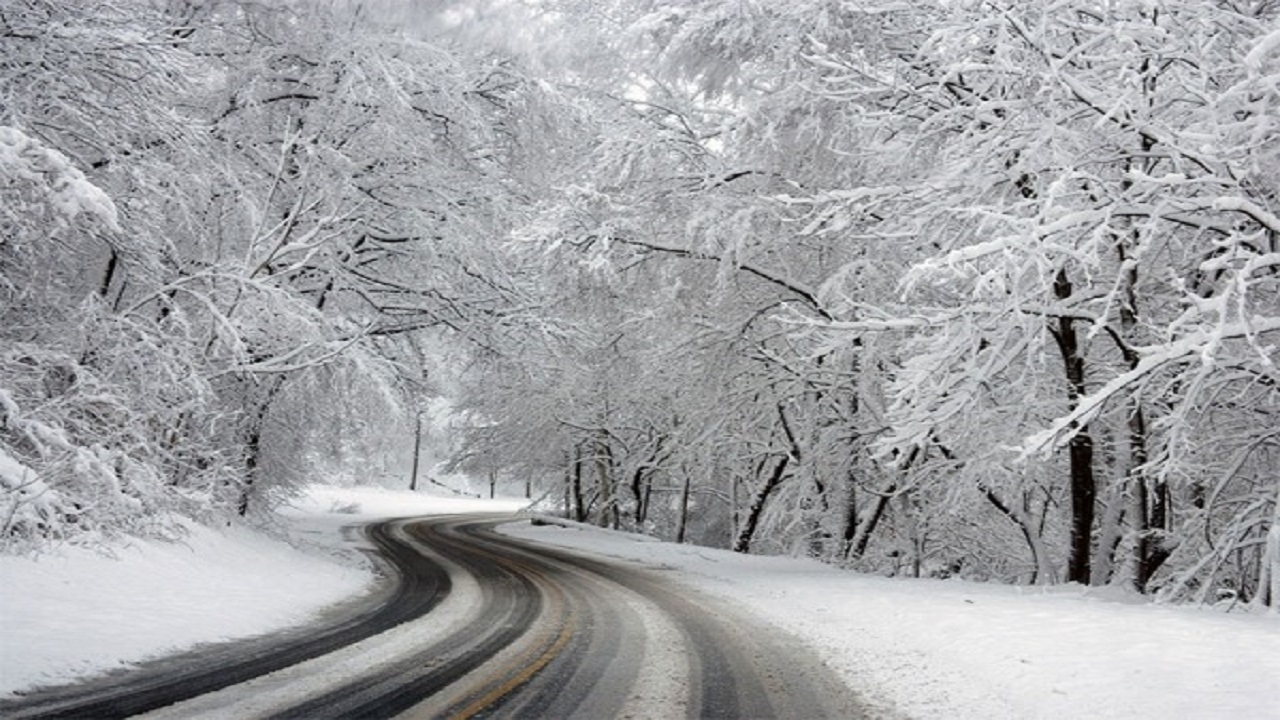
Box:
[440,535,580,720]
[448,611,577,720]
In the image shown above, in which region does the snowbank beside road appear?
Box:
[0,485,525,698]
[0,519,369,697]
[502,518,1280,720]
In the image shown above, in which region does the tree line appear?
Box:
[2,0,1277,607]
[450,0,1280,608]
[1,0,534,542]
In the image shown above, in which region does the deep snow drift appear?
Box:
[2,484,1277,719]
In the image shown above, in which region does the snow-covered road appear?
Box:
[4,513,862,718]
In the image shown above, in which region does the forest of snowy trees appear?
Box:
[2,0,1277,608]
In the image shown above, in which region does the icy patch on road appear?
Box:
[500,518,1280,720]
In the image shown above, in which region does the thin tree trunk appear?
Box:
[593,436,617,529]
[841,471,859,551]
[642,480,653,526]
[1261,493,1279,609]
[99,247,119,299]
[570,445,587,523]
[675,472,691,544]
[630,466,646,525]
[236,376,285,517]
[846,449,914,560]
[238,424,262,517]
[1116,104,1172,592]
[808,474,830,557]
[1132,404,1172,589]
[730,470,739,547]
[1052,268,1097,584]
[733,454,791,553]
[982,485,1055,584]
[847,483,894,560]
[409,411,423,491]
[562,460,572,518]
[734,405,802,553]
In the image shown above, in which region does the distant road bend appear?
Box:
[2,515,866,719]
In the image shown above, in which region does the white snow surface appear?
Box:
[3,484,1277,719]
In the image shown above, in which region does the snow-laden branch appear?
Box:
[247,199,360,279]
[1022,315,1280,458]
[1244,25,1280,73]
[1207,197,1280,235]
[208,330,368,379]
[784,299,1098,335]
[1000,11,1226,178]
[793,313,948,332]
[612,236,833,320]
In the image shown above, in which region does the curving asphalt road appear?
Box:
[1,515,867,719]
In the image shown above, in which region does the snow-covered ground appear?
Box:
[0,484,524,698]
[3,484,1277,719]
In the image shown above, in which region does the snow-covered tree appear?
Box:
[796,0,1280,599]
[452,0,1279,605]
[1,0,551,543]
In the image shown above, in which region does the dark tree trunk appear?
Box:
[1052,269,1097,584]
[409,411,423,491]
[675,473,691,544]
[1132,401,1169,590]
[570,445,587,523]
[845,447,914,560]
[238,423,262,517]
[846,483,894,560]
[1066,433,1096,584]
[236,377,285,517]
[841,473,858,549]
[631,435,664,527]
[99,247,119,298]
[734,405,802,553]
[631,467,648,526]
[732,454,791,553]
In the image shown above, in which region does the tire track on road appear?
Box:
[0,520,452,720]
[4,514,869,719]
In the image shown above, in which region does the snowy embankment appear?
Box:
[501,519,1280,720]
[0,484,524,698]
[3,485,1277,719]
